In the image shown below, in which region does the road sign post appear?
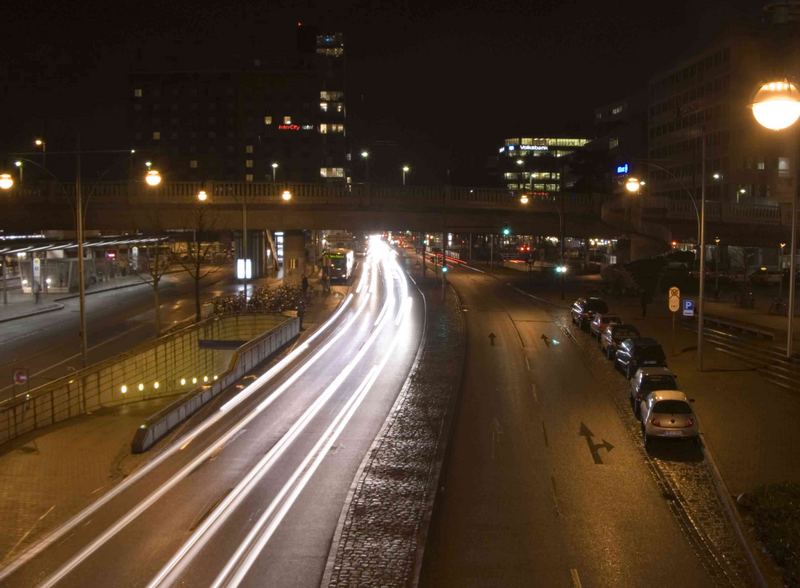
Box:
[668,287,680,356]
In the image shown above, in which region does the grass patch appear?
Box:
[739,482,800,587]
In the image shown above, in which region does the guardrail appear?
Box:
[131,315,299,453]
[0,313,288,446]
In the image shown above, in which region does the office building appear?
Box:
[646,3,800,204]
[494,136,590,194]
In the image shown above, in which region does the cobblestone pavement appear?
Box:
[553,312,757,587]
[324,277,466,587]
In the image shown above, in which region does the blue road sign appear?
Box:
[682,298,695,317]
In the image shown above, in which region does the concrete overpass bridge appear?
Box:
[0,181,791,249]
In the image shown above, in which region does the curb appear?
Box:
[320,268,429,588]
[0,303,65,324]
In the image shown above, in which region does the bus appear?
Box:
[325,248,355,283]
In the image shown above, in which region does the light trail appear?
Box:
[212,254,412,587]
[150,246,402,587]
[9,258,377,586]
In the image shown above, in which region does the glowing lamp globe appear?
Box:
[145,170,162,186]
[197,190,208,202]
[520,194,529,204]
[0,173,14,190]
[281,190,292,201]
[752,80,800,131]
[625,177,641,193]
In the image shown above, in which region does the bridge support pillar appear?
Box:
[234,230,266,279]
[627,234,669,262]
[283,230,307,285]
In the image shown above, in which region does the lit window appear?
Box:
[319,124,328,134]
[320,167,345,178]
[264,116,272,125]
[609,137,619,149]
[612,105,624,115]
[190,160,198,168]
[134,88,142,97]
[320,102,328,112]
[757,160,766,170]
[331,124,344,133]
[245,174,254,182]
[245,159,253,168]
[152,131,161,140]
[245,145,253,153]
[283,116,292,124]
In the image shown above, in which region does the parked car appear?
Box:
[629,367,679,417]
[615,337,667,379]
[600,323,641,359]
[590,313,622,339]
[640,390,699,447]
[571,297,609,330]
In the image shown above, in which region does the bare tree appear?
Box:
[138,239,173,336]
[178,205,220,322]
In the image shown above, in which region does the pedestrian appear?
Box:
[640,289,648,318]
[301,274,309,298]
[34,281,42,304]
[297,299,306,330]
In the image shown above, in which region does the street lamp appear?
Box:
[14,160,23,183]
[752,78,800,357]
[0,173,14,190]
[520,194,529,205]
[197,190,208,202]
[281,190,292,201]
[714,236,721,297]
[145,169,162,186]
[361,150,370,181]
[271,162,278,182]
[402,165,410,186]
[34,138,46,167]
[625,176,641,193]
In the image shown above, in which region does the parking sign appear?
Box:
[682,298,695,317]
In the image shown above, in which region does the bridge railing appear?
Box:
[639,196,781,224]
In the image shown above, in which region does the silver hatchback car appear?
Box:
[640,390,700,447]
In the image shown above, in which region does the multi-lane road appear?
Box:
[421,262,714,586]
[0,240,423,587]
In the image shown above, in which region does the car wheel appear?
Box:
[634,400,641,419]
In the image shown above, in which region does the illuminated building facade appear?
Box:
[495,137,590,194]
[646,5,800,204]
[128,25,347,183]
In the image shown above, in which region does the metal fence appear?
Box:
[0,313,289,446]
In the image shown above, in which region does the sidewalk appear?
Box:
[0,276,343,564]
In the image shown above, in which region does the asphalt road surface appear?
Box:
[0,268,234,398]
[421,264,712,587]
[0,240,423,587]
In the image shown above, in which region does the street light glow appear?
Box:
[360,150,369,159]
[145,169,162,186]
[520,194,529,204]
[271,162,278,169]
[34,138,44,147]
[625,177,641,193]
[14,161,22,168]
[402,165,410,172]
[0,173,14,190]
[197,190,208,202]
[752,79,800,131]
[281,190,292,201]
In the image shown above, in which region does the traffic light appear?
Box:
[502,226,511,236]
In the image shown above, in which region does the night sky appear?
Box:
[1,0,761,184]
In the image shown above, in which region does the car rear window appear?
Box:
[637,346,665,362]
[586,300,608,313]
[614,327,639,339]
[642,376,677,392]
[653,400,692,414]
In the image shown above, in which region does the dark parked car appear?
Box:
[615,337,667,379]
[571,297,609,330]
[629,367,679,417]
[599,323,641,359]
[590,313,622,339]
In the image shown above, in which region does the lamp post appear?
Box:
[14,160,23,183]
[714,236,721,297]
[271,162,278,182]
[780,242,787,301]
[625,152,708,371]
[35,138,46,167]
[751,78,800,357]
[402,165,410,186]
[0,174,13,305]
[361,150,370,181]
